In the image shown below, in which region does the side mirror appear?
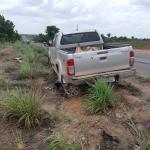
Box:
[48,40,53,47]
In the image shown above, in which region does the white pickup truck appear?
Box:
[48,30,136,96]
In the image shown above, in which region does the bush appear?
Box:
[47,133,81,150]
[1,89,41,128]
[85,79,117,114]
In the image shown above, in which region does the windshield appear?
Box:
[60,32,100,45]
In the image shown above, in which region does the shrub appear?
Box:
[47,133,81,150]
[5,62,16,73]
[1,88,41,128]
[85,79,117,114]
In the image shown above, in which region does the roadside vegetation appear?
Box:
[34,25,59,43]
[128,120,150,150]
[0,76,30,88]
[47,132,82,150]
[13,41,50,79]
[102,34,150,49]
[4,62,16,73]
[0,15,20,42]
[85,79,117,114]
[118,81,142,96]
[0,30,150,149]
[1,89,41,128]
[136,75,150,83]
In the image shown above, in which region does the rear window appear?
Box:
[60,32,100,45]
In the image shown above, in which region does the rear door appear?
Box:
[73,46,130,76]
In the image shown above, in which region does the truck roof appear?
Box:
[60,30,98,35]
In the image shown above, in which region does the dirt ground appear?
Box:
[0,45,150,150]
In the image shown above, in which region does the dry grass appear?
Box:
[128,120,150,150]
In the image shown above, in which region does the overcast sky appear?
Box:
[0,0,150,38]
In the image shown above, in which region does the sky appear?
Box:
[0,0,150,38]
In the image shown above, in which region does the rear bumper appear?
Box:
[65,68,136,85]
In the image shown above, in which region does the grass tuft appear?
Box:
[128,120,150,150]
[85,79,117,114]
[17,63,32,79]
[47,132,81,150]
[17,63,50,79]
[8,130,27,150]
[121,82,142,96]
[136,75,150,83]
[5,62,16,73]
[1,88,41,128]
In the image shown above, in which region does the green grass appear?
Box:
[0,76,30,88]
[136,75,150,83]
[5,62,16,73]
[14,41,50,79]
[105,39,150,50]
[128,120,150,150]
[17,62,32,79]
[0,77,10,87]
[122,82,141,96]
[17,63,50,79]
[0,42,7,49]
[85,79,117,114]
[47,132,81,150]
[1,88,41,128]
[13,41,48,59]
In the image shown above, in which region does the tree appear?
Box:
[46,26,59,40]
[34,34,48,43]
[107,33,111,38]
[34,25,60,43]
[131,36,135,40]
[0,15,20,42]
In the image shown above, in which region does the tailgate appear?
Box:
[73,47,130,76]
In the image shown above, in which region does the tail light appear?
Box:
[67,59,75,76]
[129,50,134,66]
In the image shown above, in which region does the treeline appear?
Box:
[101,33,150,49]
[34,26,59,43]
[101,33,150,43]
[0,15,20,42]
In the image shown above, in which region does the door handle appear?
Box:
[99,56,107,60]
[97,51,108,55]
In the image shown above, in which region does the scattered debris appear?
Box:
[100,130,120,150]
[14,57,22,63]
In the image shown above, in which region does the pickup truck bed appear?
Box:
[49,30,135,86]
